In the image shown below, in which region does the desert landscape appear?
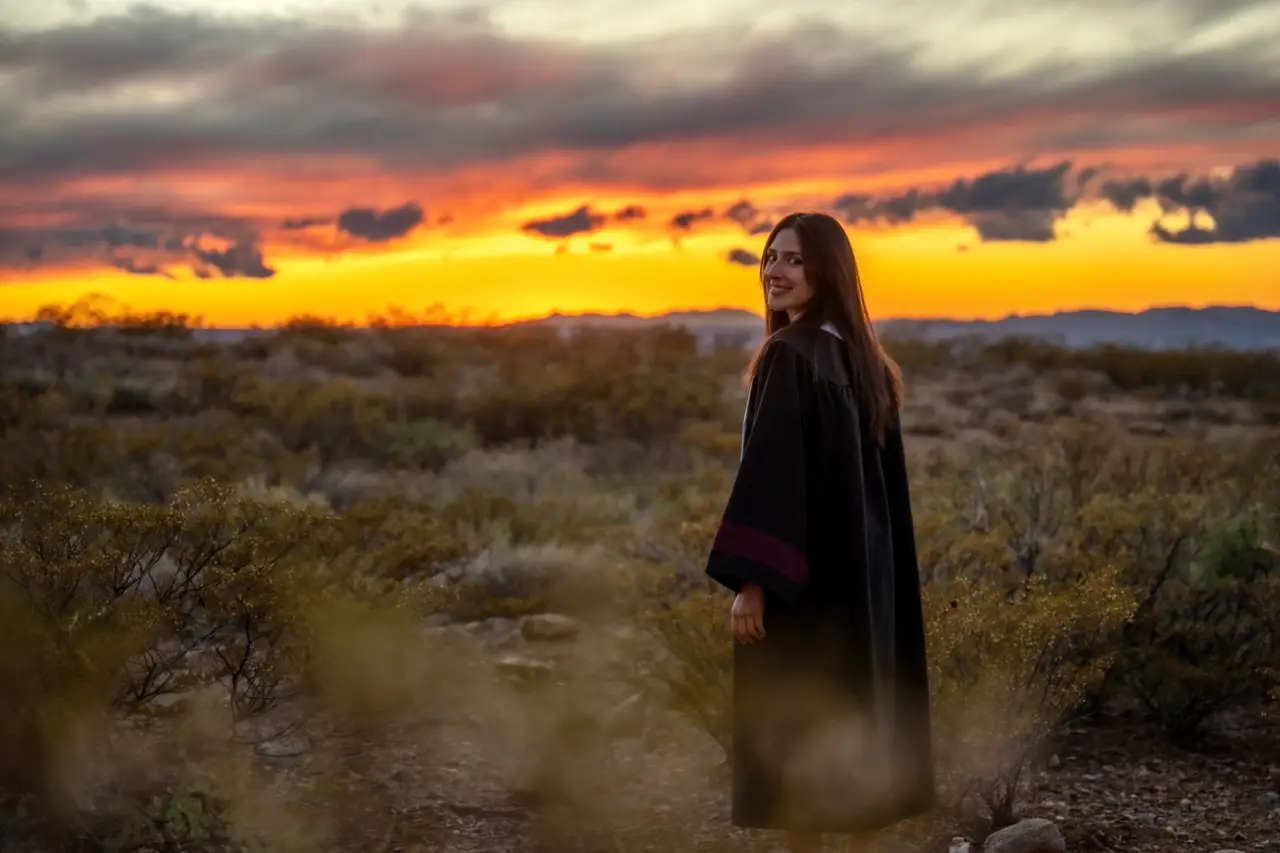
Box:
[1,300,1278,853]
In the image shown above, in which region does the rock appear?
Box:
[948,839,974,853]
[520,613,581,642]
[459,616,521,650]
[603,691,648,738]
[422,611,452,628]
[983,818,1065,853]
[493,654,554,685]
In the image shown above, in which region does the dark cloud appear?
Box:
[663,202,773,237]
[834,162,1077,242]
[0,6,1274,191]
[833,190,928,227]
[727,248,761,267]
[830,158,1280,245]
[1098,177,1154,212]
[521,203,645,238]
[0,210,277,279]
[193,238,275,278]
[1091,159,1280,244]
[1146,159,1280,244]
[282,216,332,230]
[724,200,774,236]
[670,208,716,231]
[336,202,424,243]
[521,205,607,238]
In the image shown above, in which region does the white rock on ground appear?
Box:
[982,818,1066,853]
[519,613,581,641]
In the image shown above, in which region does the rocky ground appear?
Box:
[239,613,1280,853]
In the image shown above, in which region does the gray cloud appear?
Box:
[724,200,774,236]
[0,210,277,279]
[0,6,1275,192]
[1098,177,1154,213]
[193,238,275,278]
[829,157,1279,245]
[520,203,648,238]
[521,206,607,238]
[726,248,761,266]
[669,209,716,231]
[834,161,1078,242]
[282,216,332,230]
[336,202,424,242]
[1144,159,1280,244]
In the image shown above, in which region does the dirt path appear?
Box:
[1035,717,1280,853]
[254,619,1279,853]
[278,709,1280,853]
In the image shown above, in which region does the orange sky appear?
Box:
[4,192,1277,327]
[2,3,1278,326]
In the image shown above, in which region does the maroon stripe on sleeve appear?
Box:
[712,521,810,585]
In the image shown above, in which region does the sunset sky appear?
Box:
[1,0,1277,326]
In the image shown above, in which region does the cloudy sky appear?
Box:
[1,0,1277,324]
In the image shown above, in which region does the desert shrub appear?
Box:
[923,566,1137,827]
[234,379,391,485]
[381,418,477,471]
[330,497,474,582]
[458,327,724,447]
[178,353,264,413]
[618,472,733,749]
[0,481,334,806]
[635,578,732,755]
[105,382,160,415]
[375,328,444,377]
[1113,508,1280,742]
[0,478,459,841]
[0,421,120,498]
[916,425,1280,743]
[95,785,273,853]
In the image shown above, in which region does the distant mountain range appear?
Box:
[521,306,1280,351]
[5,306,1278,351]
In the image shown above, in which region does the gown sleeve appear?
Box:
[705,340,812,605]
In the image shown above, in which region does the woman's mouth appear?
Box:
[768,284,793,298]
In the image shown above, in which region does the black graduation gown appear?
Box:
[705,322,936,834]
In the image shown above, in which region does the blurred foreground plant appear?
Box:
[0,479,455,826]
[922,566,1137,827]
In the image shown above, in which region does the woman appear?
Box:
[705,212,935,853]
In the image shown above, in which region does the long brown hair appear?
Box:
[746,211,904,444]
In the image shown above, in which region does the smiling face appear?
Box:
[763,227,814,320]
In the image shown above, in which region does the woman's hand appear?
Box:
[731,582,766,643]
